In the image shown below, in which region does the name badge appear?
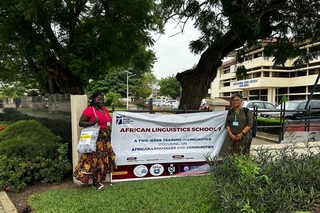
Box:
[232,121,239,126]
[107,121,110,126]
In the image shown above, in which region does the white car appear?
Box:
[162,100,179,108]
[171,101,180,110]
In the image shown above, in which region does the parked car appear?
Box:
[242,100,277,116]
[162,100,179,109]
[144,99,150,105]
[260,100,320,120]
[200,99,210,110]
[152,99,165,107]
[171,101,180,110]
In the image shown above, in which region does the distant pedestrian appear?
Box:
[13,98,21,109]
[73,91,117,189]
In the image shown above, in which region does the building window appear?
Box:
[312,94,320,99]
[289,86,306,94]
[252,72,261,78]
[290,95,306,100]
[223,82,230,87]
[249,90,259,96]
[308,85,320,92]
[260,89,268,95]
[278,88,288,95]
[223,68,230,74]
[297,70,307,76]
[272,72,289,77]
[309,69,320,75]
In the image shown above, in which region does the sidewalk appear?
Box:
[253,131,280,145]
[0,192,17,213]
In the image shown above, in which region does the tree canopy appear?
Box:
[87,71,156,102]
[160,0,320,109]
[0,0,162,94]
[159,75,181,99]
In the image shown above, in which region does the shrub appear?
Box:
[0,120,71,192]
[257,117,284,135]
[0,109,73,162]
[0,120,61,159]
[205,143,320,212]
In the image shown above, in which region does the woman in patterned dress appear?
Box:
[74,91,117,189]
[221,93,253,156]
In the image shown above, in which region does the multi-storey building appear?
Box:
[209,41,320,104]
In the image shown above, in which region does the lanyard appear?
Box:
[234,110,240,121]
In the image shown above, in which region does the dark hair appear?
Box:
[89,91,104,106]
[231,93,243,100]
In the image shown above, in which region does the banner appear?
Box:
[112,111,227,165]
[110,111,227,181]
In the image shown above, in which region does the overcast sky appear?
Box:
[151,21,201,80]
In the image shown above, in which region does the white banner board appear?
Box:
[111,111,227,166]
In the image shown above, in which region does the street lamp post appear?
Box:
[125,71,136,110]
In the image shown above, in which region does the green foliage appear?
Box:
[235,65,248,80]
[105,92,122,107]
[1,109,72,146]
[280,95,289,105]
[0,143,71,192]
[206,144,320,212]
[0,83,27,97]
[160,0,320,109]
[162,0,320,57]
[133,73,155,100]
[257,117,283,135]
[87,70,154,101]
[0,117,72,192]
[0,0,162,94]
[159,75,181,99]
[0,120,62,159]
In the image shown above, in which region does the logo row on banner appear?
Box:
[111,162,220,181]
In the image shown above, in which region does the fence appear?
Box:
[251,105,320,143]
[114,98,211,114]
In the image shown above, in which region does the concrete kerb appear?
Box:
[0,191,17,213]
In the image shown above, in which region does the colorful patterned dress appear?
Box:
[73,106,117,184]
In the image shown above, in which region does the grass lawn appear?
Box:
[29,175,211,213]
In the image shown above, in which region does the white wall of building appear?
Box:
[210,43,320,103]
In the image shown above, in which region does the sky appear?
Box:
[151,21,201,80]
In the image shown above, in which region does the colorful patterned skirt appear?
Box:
[73,128,117,184]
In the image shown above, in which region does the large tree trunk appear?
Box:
[45,70,85,94]
[35,56,86,95]
[177,31,248,110]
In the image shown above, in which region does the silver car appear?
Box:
[242,100,277,116]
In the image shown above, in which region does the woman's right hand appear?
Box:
[228,131,237,141]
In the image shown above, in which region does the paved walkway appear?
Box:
[0,192,17,213]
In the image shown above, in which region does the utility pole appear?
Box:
[125,71,136,110]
